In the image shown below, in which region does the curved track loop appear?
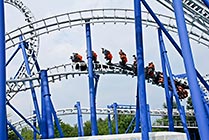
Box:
[5,0,40,96]
[5,0,40,54]
[11,107,195,131]
[6,8,209,50]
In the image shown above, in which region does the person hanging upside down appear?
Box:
[101,48,113,64]
[119,49,128,66]
[70,53,83,62]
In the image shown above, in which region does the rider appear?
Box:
[70,53,83,62]
[147,62,155,79]
[119,49,128,66]
[92,51,99,63]
[133,55,137,74]
[102,48,113,64]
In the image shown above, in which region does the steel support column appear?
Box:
[85,20,98,135]
[40,70,54,138]
[158,29,190,140]
[135,84,140,132]
[33,110,37,140]
[75,101,84,137]
[19,36,41,127]
[173,1,209,139]
[158,29,174,131]
[203,0,209,8]
[107,113,112,134]
[7,121,23,140]
[112,103,119,134]
[0,1,7,139]
[134,0,149,139]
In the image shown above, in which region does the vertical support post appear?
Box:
[135,84,140,132]
[0,1,7,139]
[173,1,209,139]
[41,84,47,139]
[75,101,84,137]
[49,99,64,138]
[112,103,119,134]
[33,110,37,140]
[134,0,149,139]
[107,113,112,134]
[40,70,54,138]
[146,104,152,132]
[85,20,98,135]
[19,36,41,128]
[158,29,174,131]
[158,29,190,140]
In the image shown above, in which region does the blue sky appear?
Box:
[5,0,209,125]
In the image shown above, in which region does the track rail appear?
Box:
[6,61,209,101]
[11,107,195,130]
[5,0,40,97]
[6,62,135,100]
[6,8,208,51]
[157,0,209,43]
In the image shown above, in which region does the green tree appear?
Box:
[8,131,18,140]
[21,127,33,140]
[54,119,77,138]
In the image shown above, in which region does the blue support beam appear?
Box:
[33,110,37,140]
[173,1,209,139]
[135,84,140,132]
[158,29,190,140]
[19,36,41,128]
[75,101,84,137]
[125,116,136,133]
[6,47,20,66]
[107,113,112,134]
[158,29,174,131]
[85,20,98,135]
[112,103,119,134]
[7,120,23,140]
[146,104,152,132]
[40,70,54,138]
[49,99,64,138]
[134,0,149,139]
[202,0,209,8]
[0,1,7,139]
[141,0,209,93]
[7,102,40,134]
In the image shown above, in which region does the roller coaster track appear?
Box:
[11,107,195,130]
[6,8,209,50]
[157,0,209,39]
[5,8,209,100]
[6,60,209,102]
[5,0,40,80]
[6,62,135,100]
